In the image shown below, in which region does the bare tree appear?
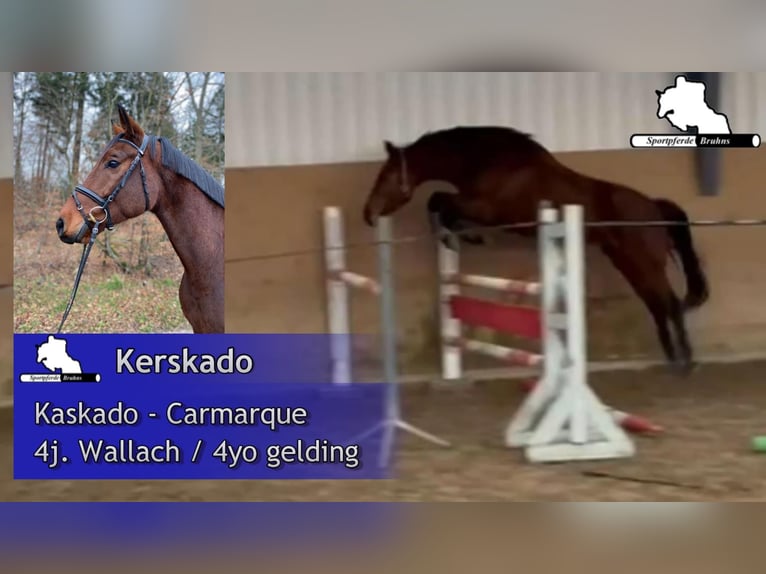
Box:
[184,71,211,162]
[70,72,88,184]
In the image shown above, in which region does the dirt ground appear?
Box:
[13,198,188,334]
[1,360,766,502]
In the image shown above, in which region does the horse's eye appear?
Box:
[106,160,120,169]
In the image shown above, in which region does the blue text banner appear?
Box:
[14,334,389,480]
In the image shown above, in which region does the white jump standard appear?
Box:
[439,204,639,463]
[323,206,450,468]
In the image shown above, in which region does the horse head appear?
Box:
[363,140,420,227]
[56,105,160,244]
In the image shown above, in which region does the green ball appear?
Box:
[752,436,766,453]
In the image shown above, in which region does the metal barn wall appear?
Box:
[226,72,766,169]
[226,72,679,168]
[722,72,766,136]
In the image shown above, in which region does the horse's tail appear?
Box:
[654,198,710,309]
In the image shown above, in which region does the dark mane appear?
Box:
[408,125,554,159]
[149,136,225,208]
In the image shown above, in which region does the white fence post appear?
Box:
[564,204,588,445]
[438,234,462,380]
[323,206,352,385]
[505,204,561,446]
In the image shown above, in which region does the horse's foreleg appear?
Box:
[427,192,488,249]
[178,272,199,333]
[428,192,464,250]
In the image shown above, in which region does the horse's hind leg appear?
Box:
[601,243,689,374]
[643,291,681,368]
[644,289,694,376]
[668,294,695,373]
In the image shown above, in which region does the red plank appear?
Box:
[449,296,542,340]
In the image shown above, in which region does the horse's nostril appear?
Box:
[56,218,64,235]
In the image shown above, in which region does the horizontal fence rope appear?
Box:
[585,219,766,228]
[227,217,766,266]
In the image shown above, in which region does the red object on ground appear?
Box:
[519,379,663,435]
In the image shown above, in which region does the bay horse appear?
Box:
[55,104,224,334]
[362,126,710,375]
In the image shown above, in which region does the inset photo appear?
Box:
[0,72,12,406]
[13,72,224,334]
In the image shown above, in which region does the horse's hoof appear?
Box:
[669,360,697,378]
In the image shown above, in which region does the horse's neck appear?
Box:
[409,143,465,187]
[153,175,223,282]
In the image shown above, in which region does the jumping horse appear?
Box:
[55,104,225,334]
[362,126,710,375]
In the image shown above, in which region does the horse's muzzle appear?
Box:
[56,218,80,244]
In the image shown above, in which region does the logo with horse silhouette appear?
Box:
[19,335,101,383]
[631,74,760,149]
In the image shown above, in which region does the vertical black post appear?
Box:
[686,72,722,197]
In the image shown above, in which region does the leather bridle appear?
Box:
[56,134,151,333]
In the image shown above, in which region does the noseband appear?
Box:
[71,134,150,243]
[56,134,151,333]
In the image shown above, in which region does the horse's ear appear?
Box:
[112,120,124,136]
[383,140,398,157]
[117,104,130,129]
[115,104,144,144]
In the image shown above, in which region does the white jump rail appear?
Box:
[454,339,544,368]
[439,204,638,463]
[438,207,660,436]
[442,273,542,296]
[439,208,558,380]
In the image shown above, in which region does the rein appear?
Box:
[56,134,151,333]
